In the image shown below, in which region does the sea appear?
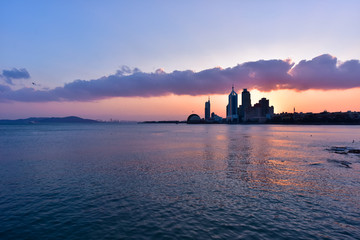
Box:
[0,123,359,239]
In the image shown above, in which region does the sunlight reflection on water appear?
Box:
[0,124,360,239]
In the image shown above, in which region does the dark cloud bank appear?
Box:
[1,68,30,85]
[1,54,359,102]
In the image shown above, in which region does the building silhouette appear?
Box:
[205,97,210,120]
[189,87,274,124]
[203,97,223,123]
[238,89,274,123]
[226,86,239,122]
[187,114,201,124]
[239,89,251,120]
[211,112,223,122]
[242,89,251,110]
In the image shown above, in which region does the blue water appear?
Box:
[0,124,360,239]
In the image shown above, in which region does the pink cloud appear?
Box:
[1,54,359,102]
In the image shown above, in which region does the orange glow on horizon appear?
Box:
[1,88,360,121]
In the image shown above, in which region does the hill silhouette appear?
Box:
[0,116,99,124]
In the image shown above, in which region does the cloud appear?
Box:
[1,68,31,85]
[288,54,360,90]
[0,54,360,102]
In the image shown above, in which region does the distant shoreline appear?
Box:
[139,120,360,125]
[2,116,360,126]
[0,116,99,125]
[140,122,360,125]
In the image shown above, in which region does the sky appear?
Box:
[1,0,360,121]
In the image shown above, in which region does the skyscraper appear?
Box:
[205,97,210,120]
[242,89,251,110]
[226,86,238,122]
[238,88,274,122]
[239,88,251,121]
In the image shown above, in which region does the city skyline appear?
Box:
[1,1,360,120]
[195,87,274,124]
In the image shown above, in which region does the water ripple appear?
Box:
[0,124,360,239]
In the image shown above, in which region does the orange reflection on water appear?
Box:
[219,127,315,191]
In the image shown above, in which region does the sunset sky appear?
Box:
[1,0,360,121]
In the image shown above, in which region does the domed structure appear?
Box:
[187,114,201,124]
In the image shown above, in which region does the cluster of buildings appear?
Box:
[187,86,360,124]
[225,87,274,123]
[188,87,274,124]
[272,110,360,124]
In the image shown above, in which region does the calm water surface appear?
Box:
[0,124,360,239]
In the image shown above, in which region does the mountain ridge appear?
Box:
[0,116,99,124]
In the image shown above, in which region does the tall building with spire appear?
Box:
[226,86,238,122]
[205,97,210,120]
